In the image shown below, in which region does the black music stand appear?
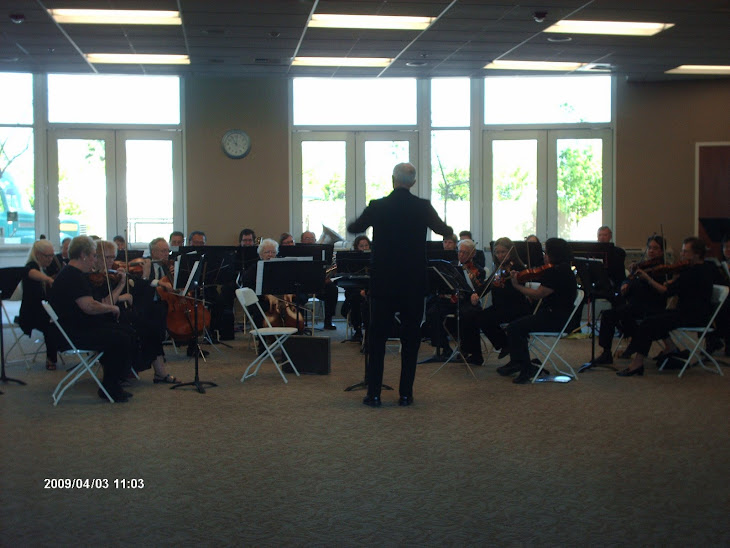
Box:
[425,263,477,378]
[0,267,28,387]
[575,257,618,373]
[257,259,325,334]
[490,241,545,268]
[334,252,371,344]
[171,281,217,394]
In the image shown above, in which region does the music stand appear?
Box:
[574,257,617,373]
[257,258,325,334]
[0,267,28,387]
[170,280,217,394]
[278,243,334,264]
[427,249,458,263]
[491,241,545,268]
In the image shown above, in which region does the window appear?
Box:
[293,78,416,126]
[48,74,180,124]
[485,75,611,125]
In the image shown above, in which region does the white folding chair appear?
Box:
[41,301,112,405]
[528,288,584,382]
[659,284,729,378]
[235,288,300,383]
[3,299,45,369]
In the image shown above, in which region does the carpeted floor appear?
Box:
[2,316,730,547]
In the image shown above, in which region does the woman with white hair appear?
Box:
[19,239,60,370]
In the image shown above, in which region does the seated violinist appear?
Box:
[616,237,716,377]
[425,239,485,365]
[477,237,532,361]
[503,237,578,384]
[18,239,60,370]
[706,234,730,356]
[589,235,668,366]
[93,240,178,384]
[48,236,136,402]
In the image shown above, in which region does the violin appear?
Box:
[88,270,123,287]
[512,264,554,284]
[628,256,663,279]
[112,260,145,277]
[639,260,690,277]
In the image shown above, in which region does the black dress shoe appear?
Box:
[362,395,382,407]
[323,323,337,330]
[98,388,128,403]
[496,361,521,376]
[616,365,644,377]
[398,395,414,406]
[591,351,613,365]
[513,372,532,384]
[498,347,510,359]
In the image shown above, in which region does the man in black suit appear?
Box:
[347,162,452,407]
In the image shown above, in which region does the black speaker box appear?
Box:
[282,335,331,375]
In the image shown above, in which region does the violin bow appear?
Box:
[478,245,514,300]
[100,245,114,307]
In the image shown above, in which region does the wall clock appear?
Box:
[221,129,251,159]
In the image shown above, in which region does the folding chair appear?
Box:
[528,288,584,382]
[659,284,729,378]
[235,287,300,383]
[41,301,112,405]
[3,299,45,369]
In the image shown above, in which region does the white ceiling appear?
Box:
[1,0,729,81]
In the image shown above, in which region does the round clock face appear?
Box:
[221,129,251,159]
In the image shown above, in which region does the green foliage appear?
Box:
[321,174,345,201]
[495,166,530,200]
[434,167,469,202]
[557,145,602,230]
[303,168,345,201]
[59,195,83,216]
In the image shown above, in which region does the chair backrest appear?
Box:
[707,284,729,327]
[558,288,584,336]
[41,300,75,350]
[235,287,273,329]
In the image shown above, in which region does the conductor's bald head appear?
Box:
[392,162,416,190]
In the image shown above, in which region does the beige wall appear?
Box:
[182,76,730,251]
[615,78,730,251]
[184,77,290,245]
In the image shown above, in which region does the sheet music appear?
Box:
[182,260,200,296]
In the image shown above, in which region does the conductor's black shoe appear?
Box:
[363,395,381,407]
[398,395,414,407]
[591,351,613,365]
[496,361,521,376]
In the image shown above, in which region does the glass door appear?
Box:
[48,129,182,245]
[483,129,612,244]
[292,131,417,243]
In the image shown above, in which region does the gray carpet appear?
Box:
[2,320,730,547]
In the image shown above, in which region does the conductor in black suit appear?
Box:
[347,162,452,407]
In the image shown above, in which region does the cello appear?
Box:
[156,260,211,341]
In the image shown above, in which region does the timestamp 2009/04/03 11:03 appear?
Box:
[44,478,145,489]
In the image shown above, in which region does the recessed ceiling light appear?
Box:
[484,60,586,71]
[49,9,182,25]
[546,36,572,43]
[85,53,190,65]
[666,65,730,75]
[544,20,673,36]
[292,56,393,67]
[308,14,434,30]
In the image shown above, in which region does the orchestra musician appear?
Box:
[597,225,628,295]
[617,237,716,377]
[588,235,668,366]
[46,237,70,278]
[341,235,371,341]
[705,234,730,356]
[503,237,578,384]
[477,237,532,362]
[48,236,136,402]
[279,232,294,247]
[425,238,485,365]
[169,231,184,248]
[93,240,178,384]
[442,234,457,250]
[239,228,256,247]
[347,162,452,407]
[18,239,60,370]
